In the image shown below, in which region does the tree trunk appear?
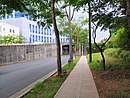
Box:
[100,49,105,71]
[126,0,130,29]
[51,0,62,75]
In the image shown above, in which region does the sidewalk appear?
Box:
[54,56,99,98]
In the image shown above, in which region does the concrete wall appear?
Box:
[0,43,57,65]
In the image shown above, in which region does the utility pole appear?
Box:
[88,0,92,62]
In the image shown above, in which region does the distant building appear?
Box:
[0,22,19,36]
[0,11,69,43]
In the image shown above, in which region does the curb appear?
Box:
[9,69,57,98]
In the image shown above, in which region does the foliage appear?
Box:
[105,48,130,63]
[89,52,130,71]
[106,27,130,49]
[0,35,26,44]
[88,53,102,70]
[91,0,127,31]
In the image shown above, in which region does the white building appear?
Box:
[0,22,19,36]
[0,11,69,43]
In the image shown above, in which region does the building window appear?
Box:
[13,30,15,33]
[0,26,1,32]
[38,26,40,34]
[50,29,51,35]
[44,28,46,35]
[29,24,31,32]
[44,37,46,42]
[41,27,43,34]
[38,36,41,41]
[32,25,34,33]
[35,26,37,33]
[61,38,62,43]
[47,37,49,42]
[36,35,37,41]
[47,29,49,35]
[33,35,35,41]
[10,29,12,32]
[50,37,51,42]
[3,28,5,31]
[41,36,43,42]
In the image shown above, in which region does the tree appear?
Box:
[92,22,111,71]
[0,35,26,44]
[51,0,62,75]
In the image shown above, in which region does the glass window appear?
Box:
[41,27,43,34]
[36,35,37,41]
[47,37,49,42]
[50,37,51,42]
[0,26,1,32]
[10,29,12,32]
[32,25,34,33]
[41,36,43,42]
[39,36,40,41]
[50,29,51,35]
[44,37,46,42]
[35,26,37,33]
[33,35,35,41]
[38,26,40,34]
[47,29,49,35]
[13,30,15,33]
[61,38,62,43]
[3,28,5,31]
[44,28,46,35]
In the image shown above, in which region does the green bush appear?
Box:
[105,48,130,60]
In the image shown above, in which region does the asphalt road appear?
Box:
[0,55,69,98]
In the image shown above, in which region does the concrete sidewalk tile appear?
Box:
[54,56,99,98]
[80,90,99,98]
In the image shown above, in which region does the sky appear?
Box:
[73,9,110,42]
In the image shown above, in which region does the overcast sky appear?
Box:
[73,10,110,42]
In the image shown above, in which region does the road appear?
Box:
[0,55,69,98]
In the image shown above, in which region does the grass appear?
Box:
[87,53,102,70]
[88,53,130,98]
[22,56,80,98]
[88,53,130,70]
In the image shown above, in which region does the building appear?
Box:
[0,11,69,43]
[0,22,19,36]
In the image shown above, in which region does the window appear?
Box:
[50,37,51,42]
[41,36,43,42]
[33,35,35,41]
[41,27,43,34]
[13,30,15,33]
[47,29,49,35]
[0,26,1,32]
[10,29,12,32]
[50,29,51,35]
[32,25,34,33]
[47,37,49,42]
[61,38,62,43]
[29,24,31,32]
[3,28,5,31]
[44,37,46,42]
[38,26,40,34]
[36,35,37,41]
[39,36,40,41]
[35,26,37,33]
[44,28,46,35]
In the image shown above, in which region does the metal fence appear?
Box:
[0,43,57,65]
